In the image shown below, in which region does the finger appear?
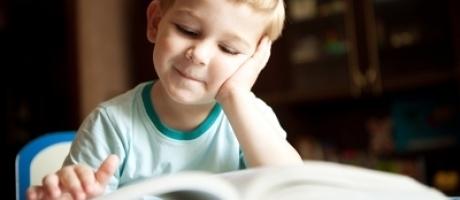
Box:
[250,36,272,71]
[95,154,119,186]
[58,166,86,200]
[255,36,271,57]
[74,164,97,194]
[257,37,272,66]
[27,185,45,200]
[42,173,62,198]
[60,192,74,200]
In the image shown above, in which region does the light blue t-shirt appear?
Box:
[64,81,285,192]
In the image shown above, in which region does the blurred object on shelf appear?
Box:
[289,0,317,21]
[389,28,421,49]
[434,170,459,193]
[288,0,346,22]
[366,116,395,155]
[294,134,428,185]
[338,149,375,168]
[318,0,345,17]
[322,29,347,56]
[375,157,426,183]
[296,136,324,160]
[391,98,460,152]
[289,29,346,65]
[290,35,320,64]
[334,149,426,183]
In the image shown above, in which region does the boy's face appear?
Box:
[147,0,268,105]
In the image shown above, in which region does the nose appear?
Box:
[185,41,212,66]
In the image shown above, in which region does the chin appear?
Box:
[167,88,214,106]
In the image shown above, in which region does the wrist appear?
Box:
[216,88,252,107]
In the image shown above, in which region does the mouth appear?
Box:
[174,68,203,83]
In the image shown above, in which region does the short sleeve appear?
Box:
[63,106,125,192]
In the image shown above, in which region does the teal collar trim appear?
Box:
[142,82,221,140]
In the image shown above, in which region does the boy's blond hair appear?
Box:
[158,0,285,41]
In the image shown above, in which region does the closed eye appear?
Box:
[219,45,240,55]
[174,24,199,37]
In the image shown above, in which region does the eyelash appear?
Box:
[219,46,239,55]
[174,23,240,56]
[175,24,199,37]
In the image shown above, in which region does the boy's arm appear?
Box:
[217,37,302,167]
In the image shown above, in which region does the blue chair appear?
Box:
[15,131,76,200]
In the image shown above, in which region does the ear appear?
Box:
[146,0,162,43]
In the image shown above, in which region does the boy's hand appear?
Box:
[216,36,272,102]
[27,154,119,200]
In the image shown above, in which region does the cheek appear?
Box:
[153,46,167,77]
[153,35,183,69]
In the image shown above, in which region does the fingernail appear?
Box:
[266,38,272,46]
[264,37,269,43]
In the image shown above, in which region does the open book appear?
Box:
[95,160,448,200]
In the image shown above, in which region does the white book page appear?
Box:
[219,160,448,200]
[94,161,448,200]
[94,172,239,200]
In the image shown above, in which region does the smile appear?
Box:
[174,68,203,83]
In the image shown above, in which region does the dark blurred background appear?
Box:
[3,0,460,198]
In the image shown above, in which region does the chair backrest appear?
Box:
[15,131,76,200]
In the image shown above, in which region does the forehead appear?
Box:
[166,0,269,45]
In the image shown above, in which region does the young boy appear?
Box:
[28,0,302,199]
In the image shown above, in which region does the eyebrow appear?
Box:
[173,9,200,22]
[173,9,252,50]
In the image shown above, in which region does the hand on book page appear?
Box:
[94,160,448,200]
